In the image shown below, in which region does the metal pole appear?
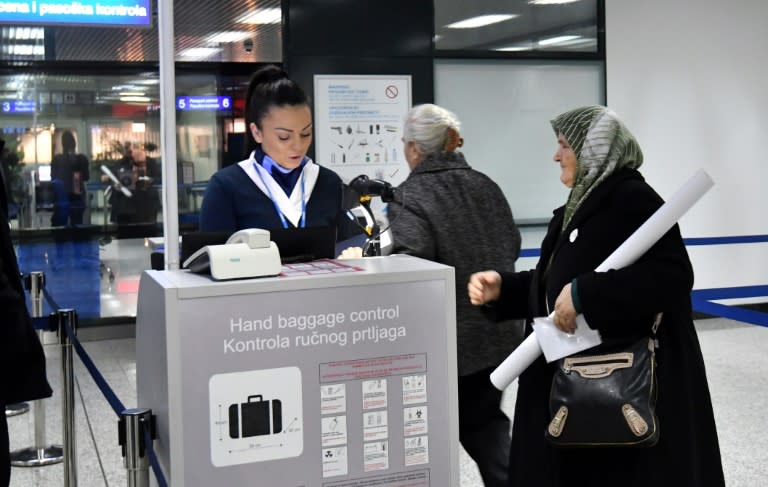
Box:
[58,309,78,487]
[120,408,153,487]
[158,0,180,270]
[10,272,64,467]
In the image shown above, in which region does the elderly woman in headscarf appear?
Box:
[468,106,724,487]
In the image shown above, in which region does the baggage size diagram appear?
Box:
[209,367,303,466]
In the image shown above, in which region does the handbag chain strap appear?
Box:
[651,312,663,349]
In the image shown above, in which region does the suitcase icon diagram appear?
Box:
[229,395,283,439]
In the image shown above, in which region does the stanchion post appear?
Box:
[10,272,64,467]
[4,403,29,417]
[119,408,154,487]
[58,308,78,487]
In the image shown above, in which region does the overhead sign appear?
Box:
[0,1,152,28]
[176,96,232,112]
[1,100,35,113]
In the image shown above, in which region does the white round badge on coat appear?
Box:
[569,228,579,243]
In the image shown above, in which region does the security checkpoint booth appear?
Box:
[136,254,459,486]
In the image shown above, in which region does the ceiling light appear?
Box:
[528,0,581,5]
[445,14,517,29]
[538,35,580,46]
[5,44,45,56]
[120,96,151,103]
[205,31,251,44]
[5,27,44,40]
[179,47,221,60]
[549,37,596,48]
[237,8,281,25]
[495,45,530,52]
[119,92,145,97]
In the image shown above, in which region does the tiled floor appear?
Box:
[7,318,767,486]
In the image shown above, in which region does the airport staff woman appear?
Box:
[200,65,351,236]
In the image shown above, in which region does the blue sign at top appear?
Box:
[176,96,232,112]
[0,1,152,28]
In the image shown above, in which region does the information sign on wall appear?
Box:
[176,96,232,112]
[1,100,35,113]
[314,75,412,189]
[0,0,152,28]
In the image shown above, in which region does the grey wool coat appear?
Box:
[388,151,522,375]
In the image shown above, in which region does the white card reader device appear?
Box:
[182,228,282,280]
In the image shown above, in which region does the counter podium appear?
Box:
[136,254,459,486]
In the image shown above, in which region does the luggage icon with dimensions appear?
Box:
[228,395,283,438]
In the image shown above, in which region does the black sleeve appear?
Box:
[577,184,693,337]
[484,269,535,321]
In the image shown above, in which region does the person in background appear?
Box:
[341,103,522,487]
[0,139,18,218]
[105,146,161,224]
[128,148,161,223]
[1,138,53,487]
[51,130,90,226]
[468,105,724,487]
[199,65,357,240]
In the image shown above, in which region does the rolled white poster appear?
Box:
[100,165,133,197]
[490,169,715,391]
[489,333,543,390]
[595,169,714,272]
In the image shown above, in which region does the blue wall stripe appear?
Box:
[519,248,541,258]
[519,235,768,259]
[692,299,768,327]
[691,285,768,301]
[683,235,768,245]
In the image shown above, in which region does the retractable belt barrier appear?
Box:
[14,271,169,487]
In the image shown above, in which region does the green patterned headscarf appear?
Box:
[551,105,644,232]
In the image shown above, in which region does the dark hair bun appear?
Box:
[250,65,290,87]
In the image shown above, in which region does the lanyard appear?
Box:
[253,161,306,228]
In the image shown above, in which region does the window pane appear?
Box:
[435,59,604,221]
[434,0,599,53]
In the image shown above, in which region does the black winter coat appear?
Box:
[0,170,52,406]
[495,169,724,486]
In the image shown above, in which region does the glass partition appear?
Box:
[1,70,252,323]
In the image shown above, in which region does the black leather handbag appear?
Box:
[545,315,662,448]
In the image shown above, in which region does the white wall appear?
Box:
[435,60,604,222]
[606,0,768,289]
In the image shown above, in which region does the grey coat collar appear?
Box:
[410,151,470,175]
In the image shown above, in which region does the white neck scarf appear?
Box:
[238,152,320,227]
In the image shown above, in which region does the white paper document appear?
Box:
[532,314,602,363]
